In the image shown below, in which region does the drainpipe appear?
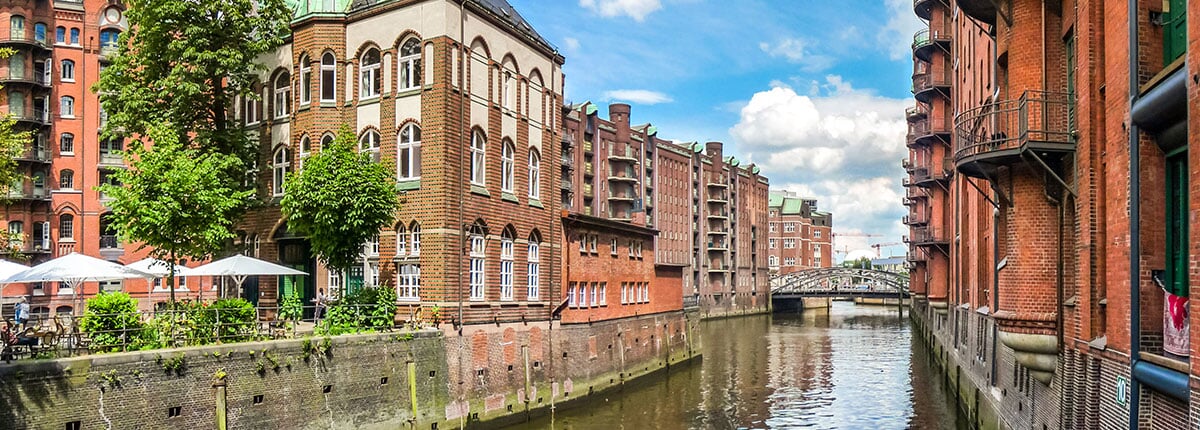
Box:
[1126,0,1141,427]
[456,0,466,330]
[990,206,999,386]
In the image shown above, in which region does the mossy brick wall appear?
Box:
[0,311,701,430]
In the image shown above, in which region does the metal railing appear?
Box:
[911,226,949,245]
[953,90,1073,162]
[99,235,121,249]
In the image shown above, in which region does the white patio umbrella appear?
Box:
[185,254,307,299]
[0,259,29,316]
[125,257,194,295]
[1,252,157,314]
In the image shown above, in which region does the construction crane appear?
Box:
[871,242,904,258]
[832,232,883,239]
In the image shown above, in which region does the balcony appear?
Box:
[908,112,951,147]
[99,234,124,260]
[0,35,51,52]
[644,159,653,170]
[707,265,730,273]
[954,91,1074,179]
[912,24,952,63]
[607,148,638,163]
[906,251,927,262]
[560,180,573,192]
[913,167,948,188]
[98,45,120,62]
[607,173,638,183]
[12,109,50,127]
[99,153,125,168]
[903,212,928,225]
[644,195,653,207]
[1,71,51,89]
[584,162,593,176]
[906,187,927,200]
[16,148,50,163]
[582,141,593,153]
[956,0,996,25]
[906,104,928,122]
[910,226,950,247]
[582,183,593,197]
[913,66,951,104]
[560,155,573,169]
[706,194,728,204]
[912,0,940,20]
[706,182,728,189]
[707,241,729,251]
[706,210,729,220]
[1,241,51,255]
[608,192,636,202]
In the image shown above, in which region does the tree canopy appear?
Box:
[93,0,291,175]
[281,127,398,274]
[98,126,253,302]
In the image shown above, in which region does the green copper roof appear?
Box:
[646,125,657,136]
[585,104,598,116]
[291,0,352,18]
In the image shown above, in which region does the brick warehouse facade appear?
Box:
[906,0,1200,428]
[767,190,832,275]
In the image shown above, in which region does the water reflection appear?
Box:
[505,302,965,429]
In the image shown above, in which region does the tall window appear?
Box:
[359,48,380,99]
[500,231,514,301]
[55,26,64,44]
[244,93,259,125]
[502,71,514,110]
[366,234,380,257]
[359,130,380,160]
[469,234,485,300]
[528,149,540,199]
[320,52,336,102]
[272,146,289,196]
[99,29,120,51]
[59,133,73,154]
[8,52,22,79]
[298,54,311,105]
[1165,152,1189,300]
[409,222,420,256]
[69,28,79,45]
[33,23,45,44]
[527,238,539,300]
[59,169,73,189]
[397,264,419,300]
[10,16,24,40]
[501,140,515,193]
[320,133,334,150]
[58,214,73,239]
[298,135,311,170]
[568,283,577,307]
[273,72,291,118]
[60,60,74,82]
[398,123,421,180]
[395,223,408,255]
[59,96,74,117]
[398,38,421,90]
[470,131,486,185]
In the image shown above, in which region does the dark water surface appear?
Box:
[504,301,968,429]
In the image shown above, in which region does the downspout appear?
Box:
[1127,0,1141,427]
[456,0,466,330]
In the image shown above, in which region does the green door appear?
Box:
[1164,0,1186,65]
[278,241,316,319]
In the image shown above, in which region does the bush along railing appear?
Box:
[318,286,397,336]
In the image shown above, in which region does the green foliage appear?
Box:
[279,294,303,322]
[97,127,254,304]
[282,126,398,273]
[93,0,290,174]
[191,299,257,343]
[317,287,397,336]
[80,292,143,352]
[156,353,186,375]
[0,47,34,206]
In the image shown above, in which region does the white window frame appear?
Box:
[599,282,606,306]
[366,234,380,257]
[526,241,539,300]
[469,235,485,300]
[621,282,627,304]
[359,48,381,99]
[398,123,421,180]
[328,269,342,294]
[579,282,589,308]
[410,223,421,256]
[272,146,289,196]
[359,130,380,160]
[397,264,419,301]
[273,72,291,119]
[320,52,337,102]
[59,132,73,155]
[398,38,421,91]
[244,95,259,125]
[567,283,576,308]
[501,141,515,193]
[610,237,618,256]
[298,135,311,170]
[59,96,74,118]
[528,149,540,199]
[500,236,514,301]
[299,55,311,105]
[590,282,598,307]
[60,59,74,82]
[784,222,795,233]
[470,131,486,185]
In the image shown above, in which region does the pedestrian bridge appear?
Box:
[771,268,910,311]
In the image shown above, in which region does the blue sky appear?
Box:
[510,0,923,260]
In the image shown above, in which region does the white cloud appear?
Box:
[880,0,925,60]
[563,37,580,52]
[759,37,836,71]
[603,89,674,105]
[730,76,910,246]
[579,0,662,22]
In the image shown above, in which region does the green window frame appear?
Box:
[1165,151,1188,297]
[1163,0,1187,66]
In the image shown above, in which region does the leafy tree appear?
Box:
[98,126,254,304]
[93,0,291,183]
[282,126,398,275]
[80,291,142,352]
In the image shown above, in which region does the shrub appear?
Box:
[191,298,257,344]
[318,287,396,335]
[81,292,143,352]
[279,294,303,322]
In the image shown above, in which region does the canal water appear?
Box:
[505,301,968,429]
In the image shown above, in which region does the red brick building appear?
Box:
[908,0,1200,427]
[767,191,832,274]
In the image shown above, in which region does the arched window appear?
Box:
[395,223,407,255]
[320,52,336,102]
[499,227,514,301]
[398,38,421,90]
[359,130,380,160]
[470,130,485,185]
[468,224,485,300]
[500,140,515,193]
[273,71,291,118]
[60,59,74,82]
[298,54,311,105]
[409,221,420,256]
[298,135,311,169]
[58,214,73,239]
[59,96,74,117]
[243,89,259,125]
[528,149,540,199]
[272,146,289,196]
[398,123,420,180]
[359,48,380,99]
[10,16,24,40]
[527,232,540,300]
[59,169,73,189]
[319,133,334,150]
[33,23,45,44]
[502,71,514,110]
[59,133,74,154]
[768,255,779,267]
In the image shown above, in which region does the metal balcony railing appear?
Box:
[910,226,949,246]
[953,90,1073,163]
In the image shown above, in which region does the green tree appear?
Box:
[0,47,38,260]
[98,126,253,304]
[281,126,398,275]
[93,0,291,182]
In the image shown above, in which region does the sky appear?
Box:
[508,0,924,262]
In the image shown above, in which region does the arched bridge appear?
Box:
[771,268,910,309]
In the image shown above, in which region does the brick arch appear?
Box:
[53,201,80,215]
[528,326,543,361]
[500,53,519,74]
[395,118,420,133]
[266,217,287,244]
[392,30,423,51]
[527,68,544,87]
[502,327,517,364]
[471,330,490,368]
[352,41,383,63]
[501,223,517,240]
[527,228,542,244]
[357,125,381,139]
[468,36,491,60]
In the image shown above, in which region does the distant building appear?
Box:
[767,191,833,275]
[870,257,906,274]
